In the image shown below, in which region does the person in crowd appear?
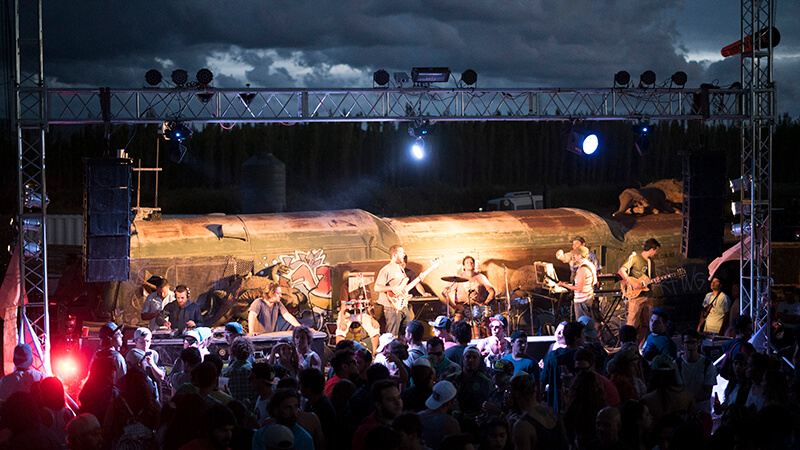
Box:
[104,367,160,449]
[429,315,457,349]
[585,406,624,450]
[253,389,314,450]
[776,285,800,325]
[344,363,390,445]
[501,330,540,379]
[299,368,339,450]
[169,347,203,396]
[698,277,731,334]
[401,361,435,412]
[419,380,461,450]
[619,238,661,346]
[606,348,642,404]
[478,315,510,369]
[555,236,601,282]
[160,393,206,450]
[248,282,301,335]
[352,379,404,450]
[445,320,472,366]
[125,327,166,402]
[480,359,515,422]
[404,320,427,367]
[578,315,608,374]
[445,345,493,434]
[478,417,510,450]
[78,357,118,425]
[141,277,174,330]
[324,349,357,398]
[90,322,126,383]
[425,336,461,381]
[185,361,225,407]
[564,367,609,448]
[294,325,322,371]
[641,308,676,363]
[164,285,204,332]
[675,329,717,415]
[203,354,235,406]
[275,377,325,450]
[222,336,259,405]
[541,321,585,412]
[744,352,787,412]
[573,348,620,407]
[37,376,76,447]
[720,315,754,374]
[177,404,236,450]
[619,400,653,450]
[269,338,301,379]
[715,351,751,416]
[66,413,104,450]
[363,425,404,450]
[226,399,256,449]
[0,343,46,401]
[392,411,429,450]
[250,362,278,426]
[374,245,415,338]
[642,355,695,422]
[223,321,250,363]
[1,391,62,449]
[353,347,373,386]
[558,246,598,322]
[508,372,568,450]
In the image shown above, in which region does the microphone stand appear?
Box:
[502,264,511,333]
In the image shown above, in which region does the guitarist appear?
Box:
[375,245,416,338]
[697,277,731,334]
[618,238,661,346]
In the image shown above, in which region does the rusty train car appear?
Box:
[98,208,710,333]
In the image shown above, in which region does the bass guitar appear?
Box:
[623,268,686,299]
[387,258,441,311]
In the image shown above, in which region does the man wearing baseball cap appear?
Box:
[501,330,541,379]
[89,322,126,382]
[419,381,460,450]
[445,345,493,433]
[0,344,46,401]
[428,316,457,350]
[125,327,166,401]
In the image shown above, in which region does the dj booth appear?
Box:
[140,329,327,367]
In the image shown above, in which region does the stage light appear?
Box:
[162,121,192,141]
[460,69,478,86]
[566,131,598,155]
[411,137,426,160]
[145,69,163,86]
[632,124,652,156]
[23,183,49,209]
[394,72,411,86]
[373,69,390,86]
[196,92,214,104]
[729,175,751,193]
[411,67,451,84]
[196,68,214,85]
[731,201,752,216]
[639,70,656,87]
[171,69,189,86]
[11,217,41,233]
[8,241,42,258]
[671,71,687,87]
[732,222,751,237]
[614,71,630,87]
[239,92,256,106]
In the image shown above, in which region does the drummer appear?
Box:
[442,256,496,311]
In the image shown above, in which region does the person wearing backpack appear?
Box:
[675,329,717,415]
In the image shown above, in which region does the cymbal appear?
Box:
[441,275,469,283]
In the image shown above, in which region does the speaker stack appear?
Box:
[681,152,726,259]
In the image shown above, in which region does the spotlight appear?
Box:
[729,175,751,193]
[239,92,256,106]
[411,137,426,160]
[162,121,192,141]
[373,69,390,86]
[460,69,478,86]
[731,202,752,216]
[171,69,189,86]
[145,69,163,86]
[566,131,598,155]
[196,68,214,85]
[614,71,630,87]
[393,72,411,86]
[671,71,687,87]
[23,183,49,209]
[632,124,651,156]
[411,67,451,84]
[732,222,751,237]
[11,217,42,233]
[639,70,656,87]
[196,93,214,104]
[8,241,42,258]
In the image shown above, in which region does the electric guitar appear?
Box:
[623,268,686,299]
[387,258,442,311]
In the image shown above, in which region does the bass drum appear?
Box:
[515,309,556,336]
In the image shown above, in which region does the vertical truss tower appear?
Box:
[739,0,775,348]
[13,0,50,372]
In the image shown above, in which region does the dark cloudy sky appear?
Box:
[22,1,800,117]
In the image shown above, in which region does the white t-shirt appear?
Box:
[702,291,731,334]
[678,356,717,414]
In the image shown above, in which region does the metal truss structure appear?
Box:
[11,0,772,363]
[739,0,775,349]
